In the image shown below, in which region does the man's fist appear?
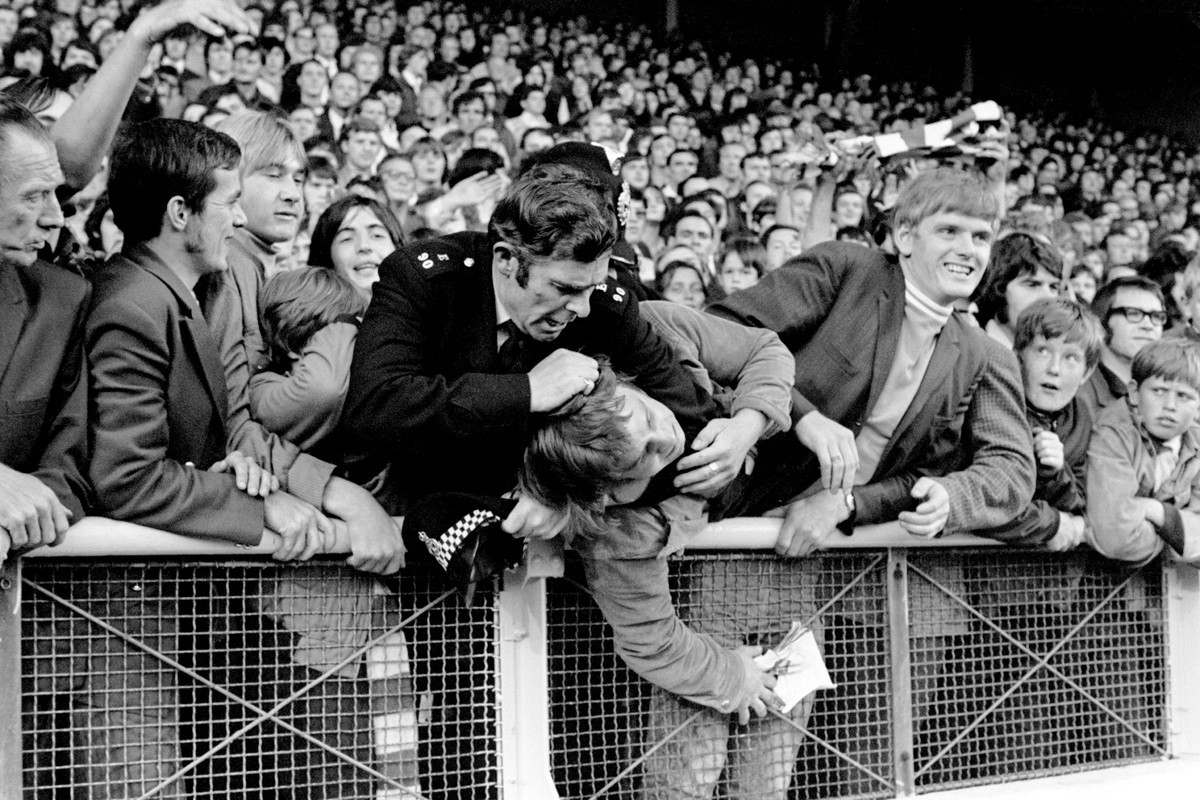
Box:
[0,464,71,550]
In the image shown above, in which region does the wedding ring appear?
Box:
[709,462,719,473]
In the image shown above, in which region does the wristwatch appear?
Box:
[838,491,857,536]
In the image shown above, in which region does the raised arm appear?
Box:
[52,0,250,191]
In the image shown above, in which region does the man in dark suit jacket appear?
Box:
[92,118,331,551]
[0,100,92,561]
[346,161,719,537]
[80,116,348,800]
[710,167,1035,553]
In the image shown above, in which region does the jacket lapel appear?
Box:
[124,246,229,424]
[877,318,962,469]
[0,265,28,389]
[864,266,905,415]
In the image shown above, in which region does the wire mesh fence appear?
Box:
[908,551,1168,792]
[14,547,1171,799]
[546,549,1169,800]
[20,560,501,800]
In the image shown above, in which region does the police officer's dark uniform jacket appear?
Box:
[344,231,717,511]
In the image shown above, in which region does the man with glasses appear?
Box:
[1080,275,1167,418]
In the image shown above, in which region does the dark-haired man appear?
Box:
[81,117,335,798]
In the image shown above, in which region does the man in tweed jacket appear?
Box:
[710,167,1035,549]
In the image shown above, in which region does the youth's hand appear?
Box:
[775,491,848,557]
[675,411,766,497]
[264,492,334,562]
[899,477,950,538]
[1032,428,1065,472]
[793,411,858,494]
[728,646,781,726]
[343,497,406,575]
[321,478,405,573]
[502,493,568,540]
[209,450,277,497]
[1045,512,1085,552]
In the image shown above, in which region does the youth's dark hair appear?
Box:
[974,232,1063,326]
[108,119,242,246]
[519,362,632,538]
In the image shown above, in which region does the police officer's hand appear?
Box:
[527,349,599,413]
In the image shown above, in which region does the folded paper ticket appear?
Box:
[753,622,836,713]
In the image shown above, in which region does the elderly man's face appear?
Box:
[0,130,65,268]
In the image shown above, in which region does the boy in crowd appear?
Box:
[976,297,1103,548]
[1086,338,1200,564]
[254,267,365,454]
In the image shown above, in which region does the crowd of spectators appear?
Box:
[6,0,1200,797]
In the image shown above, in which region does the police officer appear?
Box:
[345,161,718,538]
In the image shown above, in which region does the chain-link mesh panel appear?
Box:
[547,552,893,800]
[21,560,501,800]
[908,550,1168,793]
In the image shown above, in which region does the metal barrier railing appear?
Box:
[0,517,1189,799]
[544,546,1171,800]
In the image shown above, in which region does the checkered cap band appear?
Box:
[417,508,504,570]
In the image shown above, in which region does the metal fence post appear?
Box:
[0,558,22,797]
[1166,560,1200,756]
[497,569,560,800]
[887,549,915,797]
